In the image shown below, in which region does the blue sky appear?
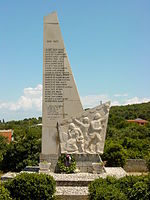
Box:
[0,0,150,121]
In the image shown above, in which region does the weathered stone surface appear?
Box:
[41,12,110,173]
[92,163,105,174]
[56,186,88,200]
[40,153,59,172]
[1,172,17,181]
[42,12,83,156]
[39,162,51,173]
[124,159,148,172]
[55,168,127,199]
[23,166,39,172]
[58,102,110,154]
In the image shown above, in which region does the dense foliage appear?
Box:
[0,183,12,200]
[146,154,150,171]
[108,102,150,125]
[0,102,150,171]
[0,136,8,163]
[0,117,42,172]
[102,102,150,166]
[57,154,76,173]
[4,173,56,200]
[102,143,127,167]
[88,174,150,200]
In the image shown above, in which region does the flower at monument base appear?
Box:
[57,154,76,174]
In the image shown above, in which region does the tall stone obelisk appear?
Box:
[41,12,83,169]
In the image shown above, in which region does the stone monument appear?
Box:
[40,12,110,172]
[40,12,83,169]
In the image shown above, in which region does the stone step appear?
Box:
[56,186,88,200]
[50,172,105,187]
[56,180,91,186]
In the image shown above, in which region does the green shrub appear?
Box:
[102,143,127,167]
[88,174,150,200]
[0,126,41,172]
[118,175,142,196]
[57,154,76,173]
[88,176,127,200]
[5,173,56,200]
[146,154,150,171]
[129,181,149,200]
[0,184,12,200]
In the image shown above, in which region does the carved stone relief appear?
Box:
[58,102,110,154]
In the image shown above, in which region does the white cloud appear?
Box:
[111,101,120,106]
[81,94,150,108]
[0,83,150,121]
[0,103,8,109]
[124,97,150,105]
[114,93,128,97]
[0,84,42,111]
[81,94,109,108]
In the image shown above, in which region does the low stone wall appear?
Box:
[73,154,100,173]
[124,159,148,172]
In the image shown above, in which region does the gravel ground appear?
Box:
[56,186,88,195]
[49,167,127,181]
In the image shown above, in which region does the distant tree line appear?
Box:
[102,102,150,167]
[0,117,42,172]
[0,102,150,172]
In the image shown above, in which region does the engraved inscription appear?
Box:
[47,105,63,119]
[44,48,71,119]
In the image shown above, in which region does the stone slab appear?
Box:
[59,102,110,154]
[42,12,83,157]
[56,186,88,199]
[1,172,17,181]
[124,159,148,172]
[23,166,39,172]
[104,167,127,178]
[40,153,59,172]
[48,168,127,181]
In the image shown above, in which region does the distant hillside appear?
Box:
[0,102,150,172]
[104,102,150,160]
[108,102,150,127]
[0,117,42,130]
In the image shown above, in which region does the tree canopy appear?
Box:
[0,102,150,171]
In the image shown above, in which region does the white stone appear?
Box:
[42,12,83,155]
[58,102,110,154]
[39,162,51,172]
[92,163,105,174]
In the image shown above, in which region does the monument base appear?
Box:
[40,153,59,172]
[73,154,102,173]
[40,153,103,173]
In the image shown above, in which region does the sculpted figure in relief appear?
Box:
[87,113,104,153]
[73,117,90,152]
[73,117,89,139]
[65,123,84,153]
[60,111,108,154]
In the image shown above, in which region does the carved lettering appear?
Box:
[44,48,71,118]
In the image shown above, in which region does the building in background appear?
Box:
[127,118,148,126]
[0,129,13,143]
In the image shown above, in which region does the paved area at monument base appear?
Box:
[49,167,127,181]
[1,167,127,200]
[56,186,88,200]
[53,168,127,199]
